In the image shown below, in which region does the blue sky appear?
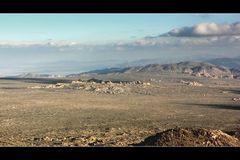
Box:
[0,14,239,43]
[0,14,240,76]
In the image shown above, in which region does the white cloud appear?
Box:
[160,22,240,37]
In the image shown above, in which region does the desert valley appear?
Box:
[1,14,240,147]
[0,60,240,146]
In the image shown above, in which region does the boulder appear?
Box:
[232,97,240,101]
[143,82,151,86]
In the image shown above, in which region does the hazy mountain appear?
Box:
[125,61,233,78]
[118,56,219,68]
[67,68,129,77]
[118,59,164,68]
[206,56,240,70]
[7,73,65,78]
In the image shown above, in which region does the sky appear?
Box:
[0,14,240,76]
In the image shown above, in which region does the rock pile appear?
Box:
[138,127,240,147]
[29,79,151,94]
[180,80,203,87]
[193,70,233,79]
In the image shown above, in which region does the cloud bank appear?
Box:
[0,40,82,48]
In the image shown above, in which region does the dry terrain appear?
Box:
[0,73,240,146]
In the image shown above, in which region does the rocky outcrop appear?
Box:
[29,79,152,95]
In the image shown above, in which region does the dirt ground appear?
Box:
[0,73,240,146]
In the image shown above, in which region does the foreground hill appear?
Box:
[68,61,236,79]
[137,127,240,147]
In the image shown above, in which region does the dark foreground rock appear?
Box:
[137,127,240,147]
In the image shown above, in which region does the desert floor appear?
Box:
[0,73,239,146]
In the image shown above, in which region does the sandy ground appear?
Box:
[0,73,239,146]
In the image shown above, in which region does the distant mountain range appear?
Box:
[67,61,239,79]
[3,56,240,79]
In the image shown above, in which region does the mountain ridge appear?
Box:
[67,61,238,79]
